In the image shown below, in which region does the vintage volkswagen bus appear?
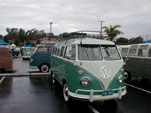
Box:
[51,38,127,102]
[0,46,13,72]
[21,46,34,60]
[29,45,52,72]
[121,43,151,80]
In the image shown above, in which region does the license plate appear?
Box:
[102,90,113,96]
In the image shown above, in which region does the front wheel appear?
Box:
[63,83,69,102]
[40,64,49,72]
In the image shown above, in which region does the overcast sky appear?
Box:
[0,0,151,38]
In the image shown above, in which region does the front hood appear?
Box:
[76,60,124,90]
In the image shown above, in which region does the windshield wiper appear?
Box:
[104,48,110,57]
[83,48,91,60]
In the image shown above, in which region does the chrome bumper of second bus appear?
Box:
[68,86,127,102]
[29,66,38,69]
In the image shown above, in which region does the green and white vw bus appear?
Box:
[21,46,34,60]
[51,38,127,102]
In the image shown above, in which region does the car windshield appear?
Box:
[24,48,32,51]
[78,45,120,60]
[101,45,121,60]
[78,45,102,60]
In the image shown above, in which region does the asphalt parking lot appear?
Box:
[0,58,151,113]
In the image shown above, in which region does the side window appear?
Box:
[57,47,61,56]
[55,47,58,55]
[52,47,55,55]
[48,47,52,53]
[60,47,65,57]
[71,45,76,60]
[129,49,137,56]
[121,48,128,57]
[37,47,48,53]
[148,47,151,57]
[65,46,72,59]
[138,45,148,57]
[52,47,56,55]
[129,45,138,56]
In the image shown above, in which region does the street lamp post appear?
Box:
[50,22,53,40]
[98,20,104,38]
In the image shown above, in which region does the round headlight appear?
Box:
[80,77,91,87]
[118,75,124,83]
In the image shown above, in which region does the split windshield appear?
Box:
[78,45,121,60]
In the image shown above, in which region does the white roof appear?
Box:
[67,38,115,45]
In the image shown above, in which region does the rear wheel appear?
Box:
[40,64,49,72]
[63,83,69,102]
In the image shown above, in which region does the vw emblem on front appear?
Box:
[100,66,112,79]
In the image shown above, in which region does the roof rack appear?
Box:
[58,30,108,41]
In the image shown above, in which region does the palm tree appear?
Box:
[103,25,124,41]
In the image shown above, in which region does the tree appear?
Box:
[14,38,19,46]
[116,37,129,45]
[4,27,50,45]
[0,35,3,40]
[3,36,9,42]
[18,28,26,43]
[128,36,143,44]
[103,25,124,41]
[36,39,41,44]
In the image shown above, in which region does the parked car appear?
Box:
[0,46,13,72]
[29,45,52,72]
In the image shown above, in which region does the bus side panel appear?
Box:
[125,57,147,77]
[51,56,61,84]
[144,58,151,78]
[125,57,139,75]
[31,53,51,68]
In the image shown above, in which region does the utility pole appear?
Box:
[49,22,53,40]
[98,20,104,38]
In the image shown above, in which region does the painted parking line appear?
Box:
[87,105,100,113]
[125,83,151,94]
[0,77,5,85]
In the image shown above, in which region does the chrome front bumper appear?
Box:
[23,56,31,58]
[29,66,38,69]
[68,86,127,102]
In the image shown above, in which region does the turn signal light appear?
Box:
[78,70,84,75]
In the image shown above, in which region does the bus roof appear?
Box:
[63,38,115,46]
